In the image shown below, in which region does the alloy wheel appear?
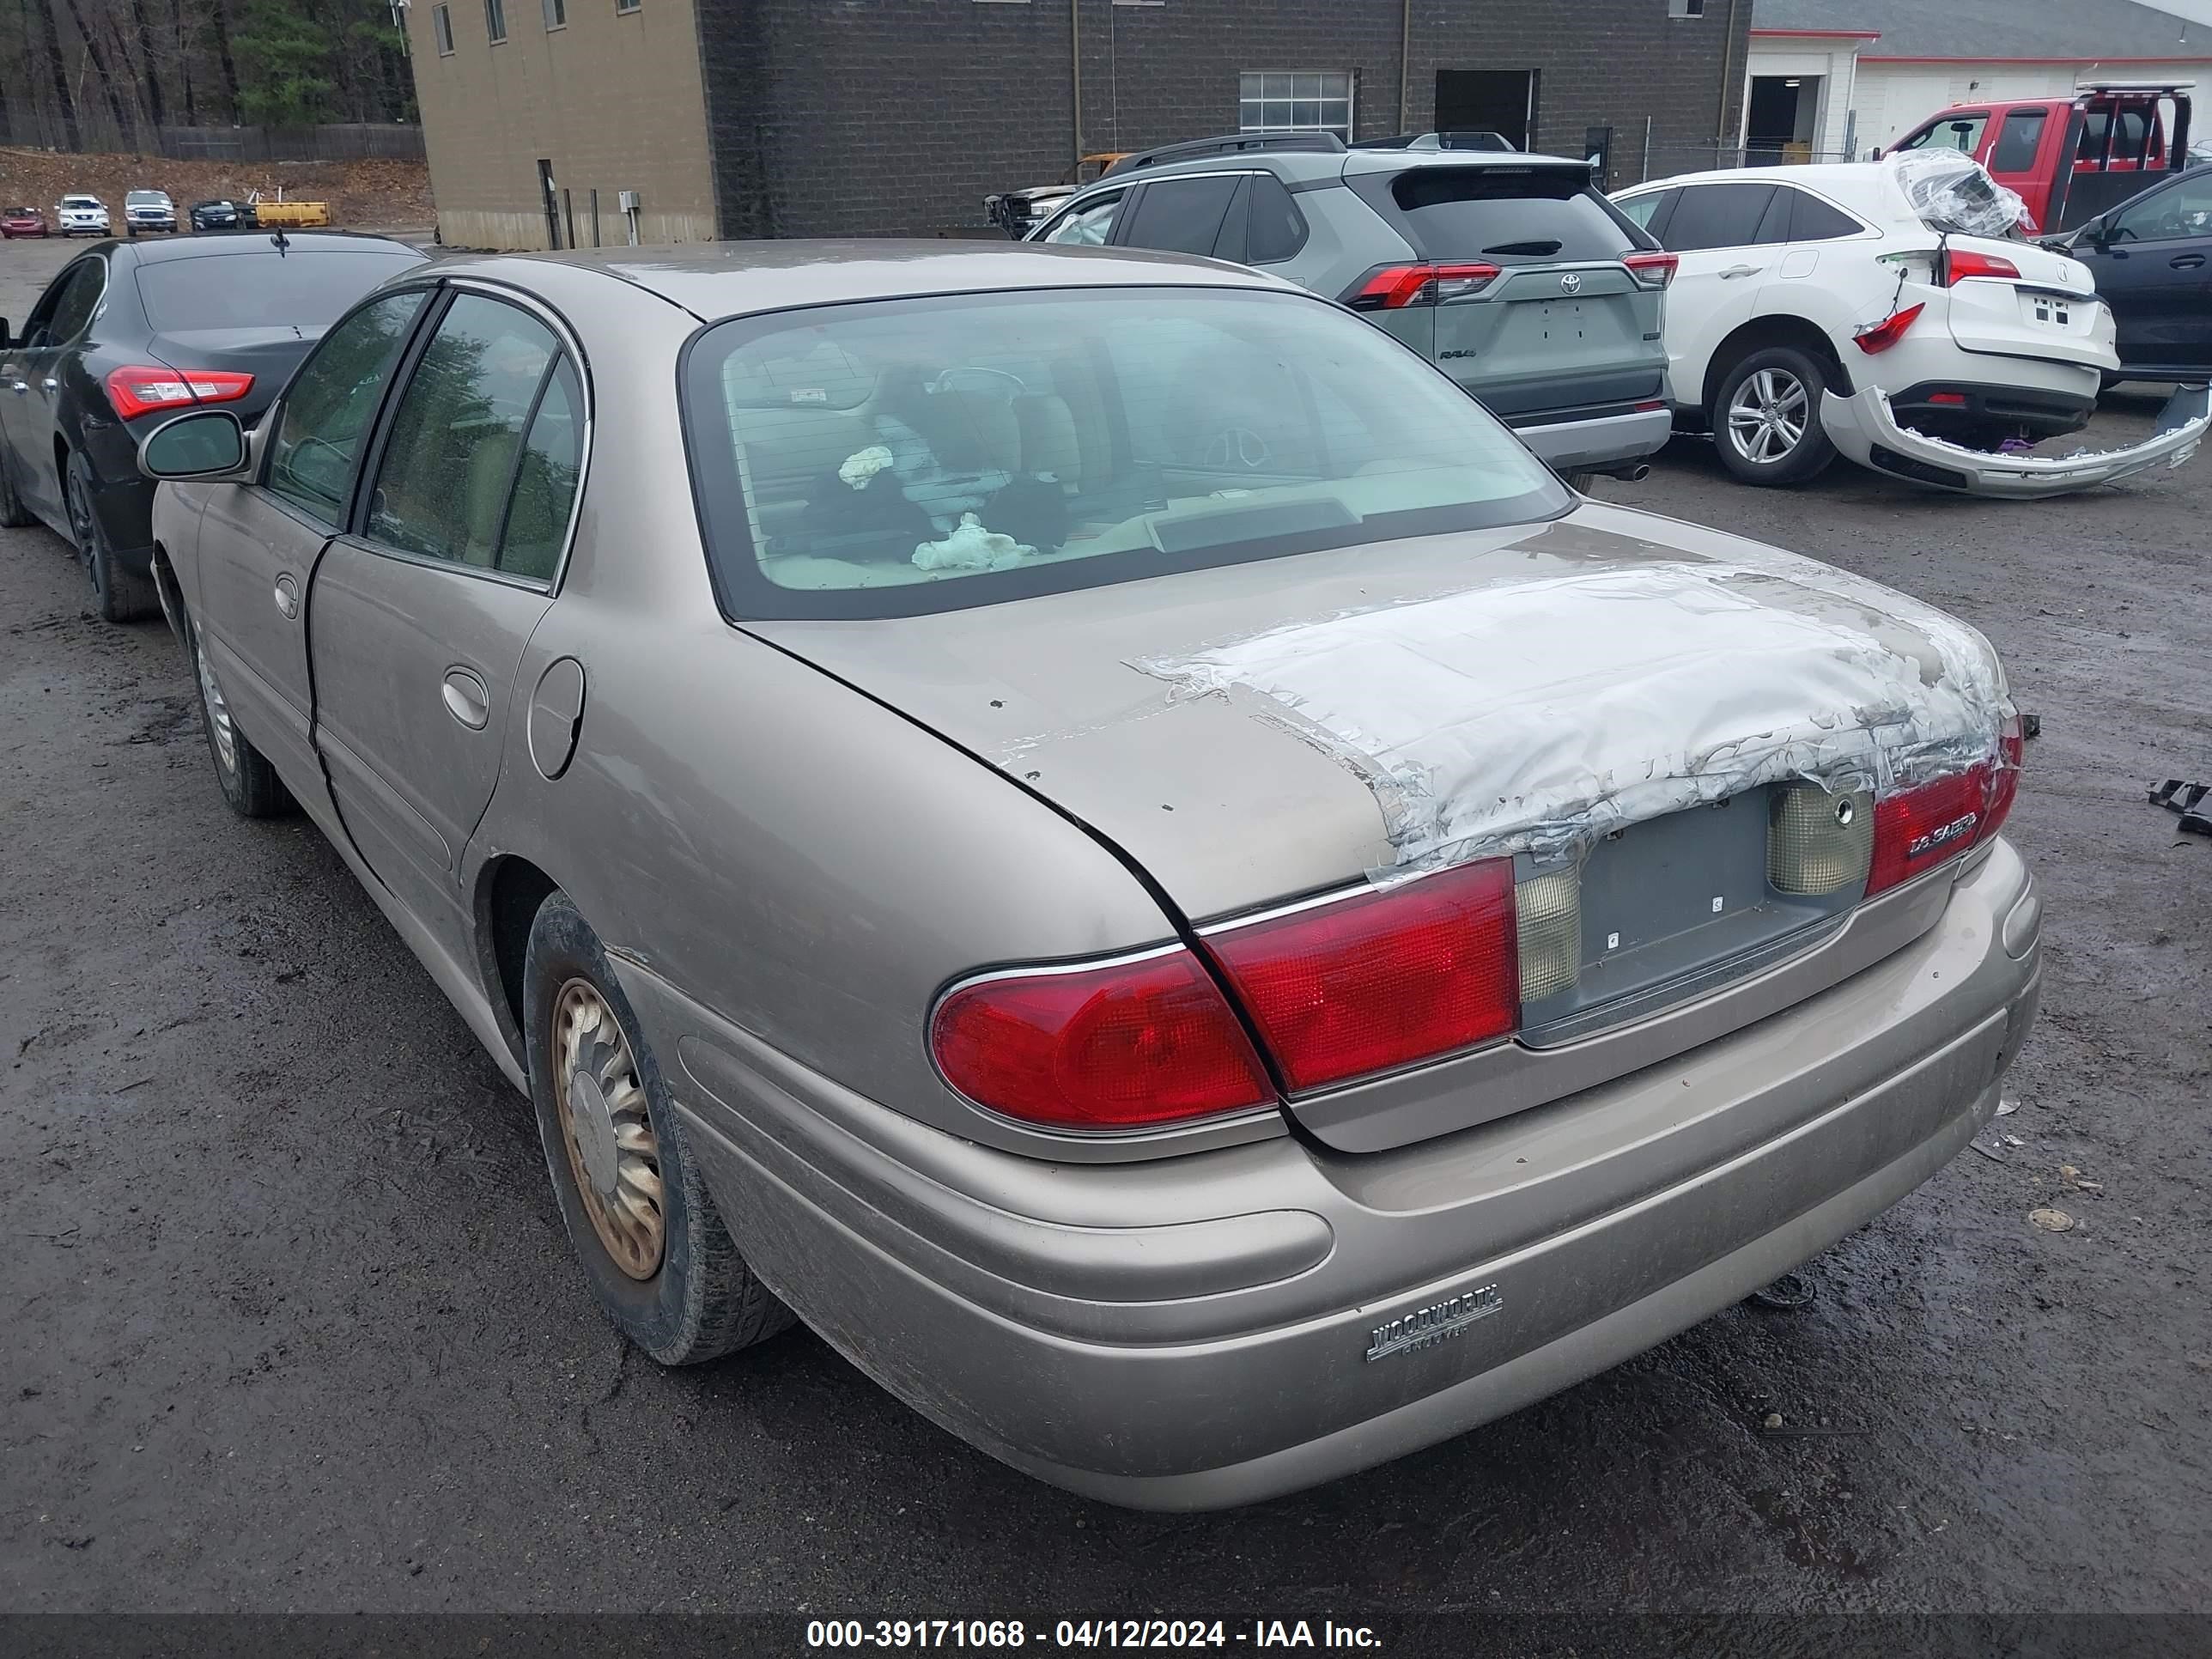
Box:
[550,978,665,1279]
[1726,368,1809,465]
[192,629,240,778]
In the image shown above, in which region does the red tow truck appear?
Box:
[1881,81,2196,236]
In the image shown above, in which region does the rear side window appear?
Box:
[1659,182,1776,252]
[1990,110,2048,173]
[1245,173,1308,263]
[1779,188,1862,242]
[136,250,425,332]
[1118,176,1242,257]
[1385,167,1642,263]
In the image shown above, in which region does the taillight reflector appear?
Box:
[1624,250,1679,289]
[1346,262,1503,310]
[1942,248,2022,285]
[1853,302,1925,355]
[105,364,253,421]
[1204,859,1518,1093]
[929,947,1272,1130]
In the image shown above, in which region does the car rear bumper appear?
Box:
[1511,404,1674,471]
[1823,381,2209,497]
[631,839,2041,1510]
[1886,379,2097,439]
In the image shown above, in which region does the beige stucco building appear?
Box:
[404,0,718,249]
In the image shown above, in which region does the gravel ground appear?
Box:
[1,234,2208,1632]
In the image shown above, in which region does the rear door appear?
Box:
[1344,161,1665,422]
[2076,170,2212,373]
[307,287,581,960]
[1643,181,1785,410]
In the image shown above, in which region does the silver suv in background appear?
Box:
[1030,134,1676,483]
[55,194,110,237]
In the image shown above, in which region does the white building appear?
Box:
[1745,0,2212,161]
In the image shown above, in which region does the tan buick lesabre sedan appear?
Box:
[135,241,2040,1509]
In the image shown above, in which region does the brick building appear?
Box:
[404,0,1752,249]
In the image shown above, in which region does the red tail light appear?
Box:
[1941,248,2022,285]
[1624,250,1679,289]
[1203,859,1518,1093]
[105,365,254,421]
[929,947,1272,1129]
[1346,262,1503,310]
[1853,302,1925,355]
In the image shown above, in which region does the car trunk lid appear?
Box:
[749,504,2009,1146]
[1931,235,2115,371]
[147,327,316,423]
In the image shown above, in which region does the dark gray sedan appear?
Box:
[137,242,2040,1509]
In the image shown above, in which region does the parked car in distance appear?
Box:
[125,189,178,235]
[140,240,2038,1509]
[1031,132,1676,483]
[1883,82,2195,236]
[55,194,109,237]
[986,153,1129,238]
[2046,164,2212,381]
[1610,160,2203,495]
[0,230,426,620]
[2,205,49,238]
[189,199,245,233]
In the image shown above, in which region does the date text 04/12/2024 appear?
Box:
[804,1621,1382,1649]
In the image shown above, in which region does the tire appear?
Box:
[182,605,295,818]
[0,441,37,529]
[65,449,160,622]
[523,891,794,1365]
[1712,345,1838,488]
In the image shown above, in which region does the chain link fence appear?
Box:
[0,100,423,163]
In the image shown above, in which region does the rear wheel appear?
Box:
[1713,346,1838,488]
[66,451,159,622]
[524,892,794,1365]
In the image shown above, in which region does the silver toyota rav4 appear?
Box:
[1030,134,1678,483]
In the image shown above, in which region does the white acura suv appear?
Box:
[1613,159,2203,497]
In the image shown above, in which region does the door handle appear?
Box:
[441,667,491,731]
[2171,253,2206,269]
[272,573,300,618]
[7,381,25,395]
[1719,264,1764,279]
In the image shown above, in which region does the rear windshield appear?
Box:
[136,249,424,332]
[683,286,1566,621]
[1382,167,1650,263]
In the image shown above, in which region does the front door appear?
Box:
[0,255,106,521]
[1436,70,1536,150]
[194,288,432,808]
[2077,170,2212,374]
[308,289,582,957]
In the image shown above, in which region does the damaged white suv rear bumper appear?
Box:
[1822,382,2210,499]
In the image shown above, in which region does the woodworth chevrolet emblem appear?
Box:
[1365,1284,1504,1361]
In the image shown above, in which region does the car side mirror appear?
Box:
[139,409,248,481]
[1869,146,1883,161]
[0,319,10,349]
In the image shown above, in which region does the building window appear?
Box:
[544,0,565,25]
[616,0,640,12]
[1668,0,1705,15]
[432,2,454,52]
[1238,72,1353,142]
[485,0,507,40]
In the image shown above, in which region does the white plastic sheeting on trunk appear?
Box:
[1887,151,2029,240]
[1138,546,2012,878]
